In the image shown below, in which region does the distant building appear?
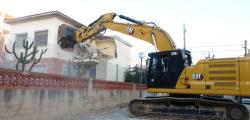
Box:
[0,12,14,66]
[92,35,132,81]
[5,11,132,81]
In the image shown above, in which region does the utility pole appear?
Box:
[205,51,211,59]
[138,52,145,98]
[183,24,186,50]
[243,40,247,56]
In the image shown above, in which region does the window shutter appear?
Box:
[15,33,27,48]
[34,30,48,46]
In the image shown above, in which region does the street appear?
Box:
[77,107,141,120]
[77,104,250,120]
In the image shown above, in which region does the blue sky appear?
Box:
[1,0,250,64]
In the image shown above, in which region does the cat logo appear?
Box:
[127,27,135,35]
[192,73,203,80]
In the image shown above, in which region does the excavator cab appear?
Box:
[147,49,191,89]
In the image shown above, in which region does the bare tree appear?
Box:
[5,39,47,72]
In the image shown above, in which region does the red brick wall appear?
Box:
[0,67,146,120]
[0,68,146,90]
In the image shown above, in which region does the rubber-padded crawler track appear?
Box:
[128,96,249,120]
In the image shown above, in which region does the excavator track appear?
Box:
[128,96,249,120]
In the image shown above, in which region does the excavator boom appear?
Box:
[58,13,176,51]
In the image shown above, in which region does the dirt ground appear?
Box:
[76,104,250,120]
[76,107,140,120]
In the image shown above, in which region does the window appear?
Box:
[34,30,48,46]
[15,33,27,48]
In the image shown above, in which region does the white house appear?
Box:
[5,11,83,74]
[5,11,132,81]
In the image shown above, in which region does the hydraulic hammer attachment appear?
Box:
[57,24,77,49]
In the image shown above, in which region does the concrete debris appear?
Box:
[73,40,113,62]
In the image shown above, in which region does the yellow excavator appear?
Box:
[57,13,250,120]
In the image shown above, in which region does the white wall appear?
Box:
[8,17,74,61]
[108,38,131,67]
[104,38,132,82]
[95,61,107,80]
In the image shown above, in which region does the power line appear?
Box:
[191,49,243,53]
[188,44,241,48]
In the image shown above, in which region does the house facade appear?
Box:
[5,11,132,81]
[5,11,83,74]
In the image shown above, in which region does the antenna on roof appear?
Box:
[183,24,187,50]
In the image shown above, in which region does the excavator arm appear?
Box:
[58,13,176,51]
